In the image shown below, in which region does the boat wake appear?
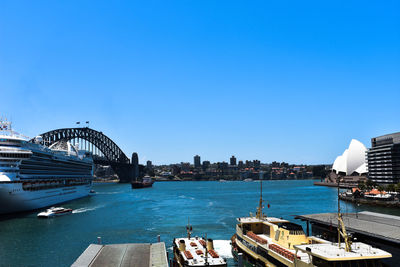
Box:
[96,191,123,195]
[178,195,195,200]
[72,205,104,214]
[213,240,233,259]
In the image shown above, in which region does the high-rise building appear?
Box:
[245,160,253,168]
[367,132,400,184]
[238,161,244,169]
[202,161,210,170]
[217,162,228,171]
[194,155,201,168]
[131,152,139,180]
[146,160,153,169]
[230,156,237,166]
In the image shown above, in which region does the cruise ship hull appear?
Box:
[0,182,91,215]
[0,129,95,215]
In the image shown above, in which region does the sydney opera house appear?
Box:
[326,139,368,186]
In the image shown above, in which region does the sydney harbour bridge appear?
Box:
[33,127,140,183]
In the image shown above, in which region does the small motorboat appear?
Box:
[89,189,96,196]
[37,207,73,218]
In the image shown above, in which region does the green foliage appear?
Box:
[312,165,327,178]
[358,181,366,191]
[377,185,384,192]
[395,183,400,192]
[365,179,376,190]
[386,184,395,192]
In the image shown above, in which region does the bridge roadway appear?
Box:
[34,127,140,183]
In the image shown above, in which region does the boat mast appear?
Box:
[205,233,208,265]
[186,218,192,239]
[337,178,341,248]
[337,178,352,252]
[256,177,263,219]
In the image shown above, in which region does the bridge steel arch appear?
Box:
[34,128,134,182]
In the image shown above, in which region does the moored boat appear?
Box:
[173,221,227,267]
[231,179,392,267]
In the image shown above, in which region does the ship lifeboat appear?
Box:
[23,182,32,190]
[32,182,39,190]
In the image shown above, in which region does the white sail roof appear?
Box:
[332,139,367,175]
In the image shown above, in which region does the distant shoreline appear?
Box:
[154,177,317,182]
[93,177,318,183]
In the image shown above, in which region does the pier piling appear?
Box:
[238,253,243,267]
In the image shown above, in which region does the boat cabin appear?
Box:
[237,217,311,250]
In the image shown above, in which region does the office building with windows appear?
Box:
[367,132,400,184]
[230,156,236,166]
[194,155,201,169]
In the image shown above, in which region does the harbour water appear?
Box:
[1,180,399,267]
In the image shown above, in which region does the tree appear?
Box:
[377,185,385,193]
[312,165,327,178]
[395,183,400,193]
[358,181,366,191]
[386,184,395,192]
[365,179,375,190]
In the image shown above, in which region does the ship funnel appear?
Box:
[179,239,186,252]
[207,239,214,251]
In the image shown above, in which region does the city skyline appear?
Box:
[1,1,399,165]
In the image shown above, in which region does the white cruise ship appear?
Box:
[0,120,94,215]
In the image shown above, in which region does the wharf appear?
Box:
[339,194,400,207]
[295,211,400,266]
[313,181,354,188]
[71,242,168,267]
[296,211,400,244]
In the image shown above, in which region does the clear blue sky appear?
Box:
[1,1,399,165]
